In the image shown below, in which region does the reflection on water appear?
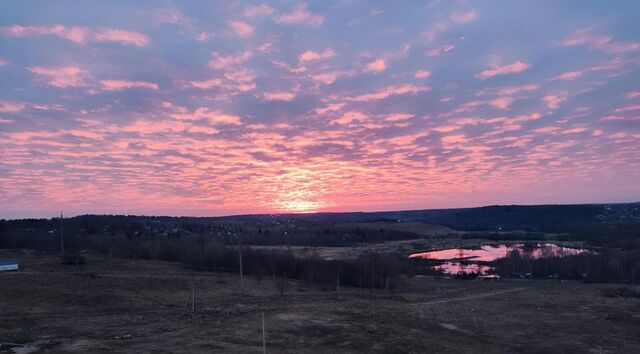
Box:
[435,262,494,275]
[409,243,588,276]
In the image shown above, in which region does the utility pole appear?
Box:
[261,311,267,354]
[60,212,64,258]
[238,238,244,282]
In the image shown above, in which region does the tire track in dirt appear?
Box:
[383,287,526,308]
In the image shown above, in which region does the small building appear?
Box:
[0,260,19,272]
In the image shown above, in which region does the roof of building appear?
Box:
[0,260,19,266]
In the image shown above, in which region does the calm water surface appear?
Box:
[409,243,588,276]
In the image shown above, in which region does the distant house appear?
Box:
[0,260,19,272]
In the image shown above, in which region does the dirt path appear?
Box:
[389,287,526,308]
[196,286,528,316]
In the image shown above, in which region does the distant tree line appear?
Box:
[1,205,639,285]
[492,248,640,284]
[0,220,404,290]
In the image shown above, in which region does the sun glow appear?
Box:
[275,199,325,213]
[269,167,328,213]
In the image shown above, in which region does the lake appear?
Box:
[409,242,589,277]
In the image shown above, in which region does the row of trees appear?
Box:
[89,233,404,290]
[492,248,640,283]
[0,221,405,290]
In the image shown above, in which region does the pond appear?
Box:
[409,242,589,277]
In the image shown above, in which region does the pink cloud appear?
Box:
[490,97,513,109]
[561,27,640,54]
[0,58,6,66]
[257,39,275,53]
[561,127,588,135]
[1,25,90,43]
[385,113,414,122]
[262,91,296,101]
[32,103,66,111]
[93,28,149,47]
[422,21,450,42]
[228,20,254,37]
[209,51,252,69]
[450,10,477,24]
[100,80,159,91]
[365,59,386,73]
[331,111,367,125]
[312,72,339,85]
[315,103,345,114]
[441,134,467,144]
[414,70,430,79]
[1,25,148,46]
[605,42,640,53]
[626,92,640,99]
[201,50,258,95]
[426,43,455,57]
[562,27,611,48]
[476,84,539,96]
[533,126,559,134]
[28,66,89,88]
[550,58,627,81]
[542,94,567,109]
[600,115,626,121]
[299,48,335,62]
[350,84,429,102]
[147,7,188,26]
[614,104,640,113]
[169,107,243,125]
[120,119,187,135]
[0,101,26,113]
[475,61,531,79]
[244,4,275,18]
[276,3,324,26]
[188,125,219,135]
[184,79,222,89]
[551,71,583,81]
[433,125,460,133]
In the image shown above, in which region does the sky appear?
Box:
[0,1,639,219]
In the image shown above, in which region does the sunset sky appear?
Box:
[1,1,639,218]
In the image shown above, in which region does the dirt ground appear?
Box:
[1,249,639,354]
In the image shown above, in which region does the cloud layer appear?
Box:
[1,1,639,218]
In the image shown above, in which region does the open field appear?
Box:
[1,249,639,353]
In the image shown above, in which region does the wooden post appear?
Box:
[261,311,267,354]
[60,212,64,258]
[191,281,196,315]
[336,273,341,301]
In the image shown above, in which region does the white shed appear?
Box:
[0,260,19,272]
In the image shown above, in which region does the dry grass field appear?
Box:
[1,249,639,353]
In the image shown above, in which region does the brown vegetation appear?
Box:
[1,250,639,353]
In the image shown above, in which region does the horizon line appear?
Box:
[3,199,638,221]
